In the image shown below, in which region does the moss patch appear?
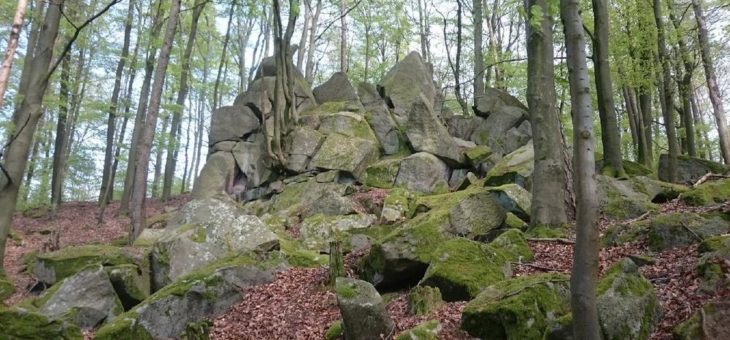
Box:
[407,286,443,315]
[324,320,343,340]
[31,244,139,284]
[0,307,83,339]
[395,320,440,340]
[680,179,730,206]
[0,271,15,301]
[491,229,533,262]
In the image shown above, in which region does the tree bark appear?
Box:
[50,53,71,213]
[212,0,235,110]
[339,0,348,73]
[129,0,180,243]
[162,0,205,201]
[473,0,484,102]
[561,0,601,337]
[0,0,28,108]
[692,0,730,164]
[592,0,624,177]
[305,0,321,83]
[0,0,64,272]
[99,0,134,205]
[526,0,567,228]
[654,0,679,182]
[151,113,169,198]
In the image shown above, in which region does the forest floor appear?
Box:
[3,196,729,339]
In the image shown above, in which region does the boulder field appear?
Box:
[4,51,729,339]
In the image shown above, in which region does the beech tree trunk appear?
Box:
[0,0,28,108]
[99,0,134,205]
[473,0,484,102]
[592,0,624,177]
[129,0,180,243]
[212,0,235,110]
[561,0,600,337]
[304,0,321,83]
[654,0,679,182]
[339,0,348,73]
[162,0,205,201]
[526,0,567,228]
[692,0,730,164]
[0,0,64,272]
[50,53,71,213]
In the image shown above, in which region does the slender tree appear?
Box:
[129,0,181,243]
[212,0,236,110]
[561,0,601,337]
[654,0,679,181]
[0,0,29,108]
[473,0,484,102]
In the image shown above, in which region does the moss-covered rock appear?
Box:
[311,134,380,179]
[395,320,440,340]
[299,213,376,251]
[488,184,531,222]
[96,253,285,339]
[0,270,14,302]
[269,179,348,214]
[504,213,529,230]
[318,111,379,145]
[0,307,83,339]
[673,301,730,340]
[465,145,492,165]
[696,235,730,293]
[680,179,730,206]
[381,188,417,223]
[597,175,658,220]
[646,212,729,251]
[363,157,403,189]
[659,154,730,184]
[491,229,533,262]
[407,286,443,315]
[108,264,151,310]
[485,141,534,189]
[336,277,395,340]
[596,258,661,340]
[394,152,450,194]
[30,244,140,285]
[419,238,510,301]
[460,273,570,340]
[324,320,343,340]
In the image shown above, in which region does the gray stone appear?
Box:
[405,95,464,165]
[209,106,261,145]
[191,152,236,200]
[485,141,534,189]
[446,116,480,140]
[233,76,275,117]
[473,87,528,118]
[488,184,532,221]
[447,191,507,238]
[336,277,395,340]
[301,190,356,218]
[285,126,325,173]
[365,104,403,155]
[318,111,379,145]
[300,213,376,250]
[378,51,436,125]
[357,82,382,107]
[313,72,360,104]
[673,301,730,340]
[251,56,317,111]
[37,266,123,328]
[658,154,730,184]
[232,135,273,188]
[394,152,450,194]
[311,134,379,178]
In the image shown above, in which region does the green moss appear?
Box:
[188,225,208,243]
[698,235,730,254]
[407,286,443,315]
[597,259,652,296]
[0,307,83,339]
[363,158,402,189]
[279,237,328,267]
[525,224,569,238]
[465,145,492,164]
[324,320,343,340]
[623,160,653,177]
[491,229,533,262]
[461,273,570,340]
[94,313,152,340]
[420,238,508,301]
[680,179,730,206]
[395,320,440,340]
[108,264,151,308]
[504,213,528,230]
[336,282,358,299]
[0,271,15,301]
[645,212,728,251]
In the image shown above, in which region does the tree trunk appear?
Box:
[561,0,600,337]
[162,0,205,201]
[592,0,624,177]
[99,0,134,205]
[0,0,63,272]
[305,0,321,83]
[152,113,169,198]
[654,0,679,182]
[473,0,484,102]
[692,0,730,164]
[296,0,310,70]
[339,0,348,73]
[129,0,180,243]
[622,86,640,157]
[50,52,71,213]
[526,0,567,228]
[119,1,164,216]
[0,0,28,108]
[212,0,235,110]
[22,115,44,202]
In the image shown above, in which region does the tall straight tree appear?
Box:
[526,0,567,228]
[692,0,730,164]
[212,0,236,110]
[162,0,206,201]
[0,0,64,272]
[654,0,679,182]
[473,0,484,102]
[561,0,601,337]
[129,0,180,242]
[0,0,28,108]
[99,0,134,205]
[592,0,624,177]
[340,0,348,72]
[50,52,72,213]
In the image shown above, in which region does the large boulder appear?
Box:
[0,307,82,339]
[336,277,395,340]
[96,254,284,340]
[419,238,509,301]
[597,175,658,220]
[378,51,436,126]
[30,245,141,286]
[284,126,325,173]
[313,72,360,105]
[363,157,403,189]
[488,184,531,221]
[268,178,349,214]
[485,141,534,189]
[404,95,464,165]
[673,301,730,339]
[658,154,729,184]
[365,103,404,155]
[471,105,530,157]
[310,133,379,179]
[461,273,571,340]
[596,258,661,340]
[209,106,261,145]
[680,178,730,206]
[191,152,236,200]
[250,56,317,111]
[318,111,379,145]
[35,266,123,329]
[300,213,376,251]
[444,189,507,238]
[394,152,450,194]
[233,76,275,116]
[473,87,528,117]
[231,136,273,189]
[697,235,730,293]
[151,198,279,288]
